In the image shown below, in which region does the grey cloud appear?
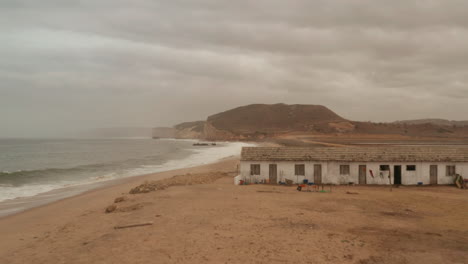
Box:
[0,0,467,137]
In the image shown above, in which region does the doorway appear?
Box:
[359,165,367,184]
[430,165,438,185]
[269,164,277,184]
[394,165,402,185]
[314,164,322,184]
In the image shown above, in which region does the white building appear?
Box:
[240,147,468,185]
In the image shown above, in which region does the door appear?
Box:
[269,164,277,184]
[430,165,438,185]
[359,165,367,184]
[394,165,402,185]
[314,164,322,184]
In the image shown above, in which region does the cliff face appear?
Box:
[174,121,205,139]
[204,121,241,140]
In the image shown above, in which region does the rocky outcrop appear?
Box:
[129,172,229,194]
[328,121,356,133]
[204,121,241,140]
[174,121,205,139]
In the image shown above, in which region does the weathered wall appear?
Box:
[240,161,467,185]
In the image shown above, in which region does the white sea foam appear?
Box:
[0,141,255,203]
[135,141,253,175]
[0,183,64,202]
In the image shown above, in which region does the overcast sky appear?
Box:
[1,1,467,137]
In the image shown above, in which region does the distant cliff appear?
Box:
[174,121,205,139]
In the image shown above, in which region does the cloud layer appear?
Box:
[1,0,467,137]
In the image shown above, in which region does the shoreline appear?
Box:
[0,157,240,259]
[0,155,239,219]
[1,158,466,263]
[0,138,255,218]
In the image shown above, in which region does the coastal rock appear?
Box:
[114,196,127,203]
[105,204,117,213]
[128,172,229,194]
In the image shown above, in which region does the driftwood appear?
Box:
[114,221,154,230]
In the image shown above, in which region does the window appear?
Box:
[295,164,305,176]
[446,165,456,176]
[340,165,350,175]
[406,165,416,171]
[380,165,390,171]
[250,164,260,175]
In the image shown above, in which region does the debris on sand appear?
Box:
[105,204,117,213]
[346,191,359,195]
[114,196,127,203]
[116,203,145,212]
[114,222,153,230]
[129,183,168,194]
[105,172,231,213]
[129,172,229,194]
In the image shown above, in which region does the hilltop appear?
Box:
[204,104,354,140]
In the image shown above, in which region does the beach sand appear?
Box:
[1,158,467,264]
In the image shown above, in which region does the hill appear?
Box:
[152,104,468,142]
[201,104,468,141]
[204,104,354,140]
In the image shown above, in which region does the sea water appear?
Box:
[0,138,251,205]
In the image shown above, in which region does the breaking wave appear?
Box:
[0,141,253,202]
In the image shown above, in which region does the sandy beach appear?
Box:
[1,157,467,264]
[0,158,238,263]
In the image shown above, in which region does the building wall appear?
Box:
[240,160,467,185]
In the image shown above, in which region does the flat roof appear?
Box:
[241,147,468,162]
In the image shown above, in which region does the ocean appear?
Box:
[0,138,251,216]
